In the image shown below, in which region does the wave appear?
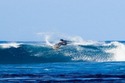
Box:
[0,40,125,64]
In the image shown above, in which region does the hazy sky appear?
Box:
[0,0,125,41]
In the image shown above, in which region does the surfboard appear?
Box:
[52,44,61,50]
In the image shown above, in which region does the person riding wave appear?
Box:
[53,39,71,49]
[57,39,67,46]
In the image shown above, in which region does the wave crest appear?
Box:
[0,42,21,49]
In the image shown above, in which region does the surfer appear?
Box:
[53,39,68,49]
[57,39,67,46]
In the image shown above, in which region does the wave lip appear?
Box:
[0,42,21,49]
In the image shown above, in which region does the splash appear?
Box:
[45,35,54,46]
[37,32,101,46]
[70,36,101,46]
[37,32,62,46]
[106,42,125,61]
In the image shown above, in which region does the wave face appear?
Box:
[0,41,125,64]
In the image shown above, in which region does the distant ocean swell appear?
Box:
[0,41,125,64]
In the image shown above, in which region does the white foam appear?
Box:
[69,36,103,46]
[37,32,59,46]
[103,41,118,46]
[106,42,125,61]
[0,42,21,48]
[45,35,54,46]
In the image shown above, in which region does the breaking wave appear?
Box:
[0,33,124,63]
[0,40,125,64]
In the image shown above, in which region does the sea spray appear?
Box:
[106,41,125,61]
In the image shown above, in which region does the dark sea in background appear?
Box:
[0,40,125,83]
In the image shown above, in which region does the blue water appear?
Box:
[0,41,125,82]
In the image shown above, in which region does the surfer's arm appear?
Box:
[58,42,66,45]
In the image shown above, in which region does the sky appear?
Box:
[0,0,125,41]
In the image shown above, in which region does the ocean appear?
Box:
[0,40,125,83]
